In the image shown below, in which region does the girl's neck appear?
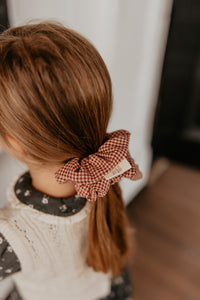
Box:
[27,163,76,198]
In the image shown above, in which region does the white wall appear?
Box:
[0,0,173,206]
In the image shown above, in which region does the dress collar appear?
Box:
[14,172,87,217]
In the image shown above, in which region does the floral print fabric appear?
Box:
[0,233,21,281]
[14,172,87,217]
[99,266,133,300]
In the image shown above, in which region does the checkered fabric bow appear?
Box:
[55,129,143,202]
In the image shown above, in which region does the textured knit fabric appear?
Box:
[4,268,134,300]
[55,129,143,202]
[0,171,88,282]
[5,284,23,300]
[0,172,134,300]
[0,172,113,300]
[5,267,134,300]
[0,251,134,300]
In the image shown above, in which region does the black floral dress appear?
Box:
[0,172,133,300]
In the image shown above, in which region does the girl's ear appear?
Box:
[7,135,26,155]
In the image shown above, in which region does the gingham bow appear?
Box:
[55,129,142,202]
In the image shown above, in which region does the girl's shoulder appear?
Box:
[0,232,21,281]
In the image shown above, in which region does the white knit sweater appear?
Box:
[0,176,112,300]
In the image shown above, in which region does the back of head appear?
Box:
[0,22,133,278]
[0,22,112,163]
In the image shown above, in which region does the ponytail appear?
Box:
[86,183,134,278]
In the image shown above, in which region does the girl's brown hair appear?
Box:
[0,22,134,277]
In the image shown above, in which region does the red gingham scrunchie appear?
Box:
[55,129,143,202]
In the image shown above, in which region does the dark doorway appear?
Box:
[0,0,9,33]
[152,0,200,169]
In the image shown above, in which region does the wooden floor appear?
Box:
[126,157,200,300]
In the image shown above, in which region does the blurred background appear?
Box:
[0,0,173,205]
[0,0,200,299]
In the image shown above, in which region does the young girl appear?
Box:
[0,22,142,300]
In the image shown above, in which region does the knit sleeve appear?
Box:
[0,232,21,281]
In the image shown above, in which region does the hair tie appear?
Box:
[55,129,143,202]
